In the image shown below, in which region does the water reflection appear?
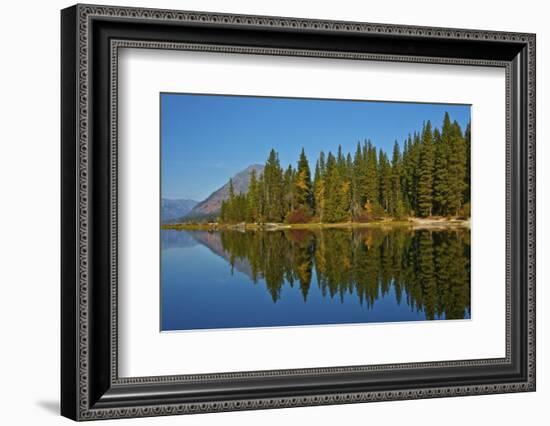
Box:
[161,227,470,330]
[214,228,470,320]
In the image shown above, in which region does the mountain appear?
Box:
[185,164,264,220]
[161,198,198,223]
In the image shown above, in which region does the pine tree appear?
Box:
[401,137,412,213]
[227,178,236,222]
[433,125,449,216]
[313,160,325,222]
[351,142,364,219]
[402,134,420,215]
[247,169,260,222]
[337,145,351,220]
[391,141,405,218]
[293,148,313,213]
[364,141,379,209]
[220,199,227,223]
[447,121,467,216]
[313,151,326,221]
[257,173,266,222]
[263,149,285,222]
[378,150,392,213]
[418,121,435,217]
[283,165,295,215]
[411,132,422,214]
[323,152,348,223]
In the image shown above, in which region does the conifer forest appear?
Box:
[219,112,470,225]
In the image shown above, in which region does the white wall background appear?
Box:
[0,0,546,424]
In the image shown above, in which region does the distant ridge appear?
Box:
[161,198,198,223]
[183,164,264,221]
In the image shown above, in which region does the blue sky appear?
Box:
[161,93,470,201]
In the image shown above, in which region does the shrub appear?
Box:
[285,208,312,224]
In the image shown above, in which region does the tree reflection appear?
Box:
[213,227,470,319]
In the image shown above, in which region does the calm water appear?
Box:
[161,227,470,331]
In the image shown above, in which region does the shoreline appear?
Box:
[162,217,470,231]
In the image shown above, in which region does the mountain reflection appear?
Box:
[185,227,470,320]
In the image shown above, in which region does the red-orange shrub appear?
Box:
[285,208,311,224]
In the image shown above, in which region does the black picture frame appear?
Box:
[61,4,536,421]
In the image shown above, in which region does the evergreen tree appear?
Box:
[447,121,467,216]
[293,148,313,213]
[402,134,420,215]
[378,150,392,213]
[401,137,412,213]
[351,142,364,219]
[227,178,236,222]
[418,121,435,217]
[391,141,405,218]
[364,141,379,209]
[411,132,422,214]
[313,159,325,222]
[263,149,285,222]
[220,199,227,223]
[313,152,326,221]
[283,165,295,215]
[324,152,348,222]
[337,146,352,220]
[257,174,266,222]
[318,150,326,176]
[433,125,449,215]
[247,169,260,222]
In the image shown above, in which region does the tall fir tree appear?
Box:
[401,136,412,213]
[351,142,364,219]
[223,178,236,222]
[313,159,325,221]
[313,151,326,221]
[263,149,285,222]
[433,125,449,215]
[364,141,379,209]
[411,132,422,214]
[247,169,260,222]
[417,121,435,217]
[283,165,295,215]
[257,173,266,222]
[391,141,405,218]
[220,199,227,222]
[323,152,348,223]
[293,148,313,213]
[378,150,392,212]
[336,145,351,219]
[446,121,467,216]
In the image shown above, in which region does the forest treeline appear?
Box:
[217,228,471,320]
[219,112,471,224]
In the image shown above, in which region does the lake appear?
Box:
[161,227,470,331]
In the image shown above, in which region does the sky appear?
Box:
[161,93,470,201]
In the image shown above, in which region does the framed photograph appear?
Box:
[61,4,536,421]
